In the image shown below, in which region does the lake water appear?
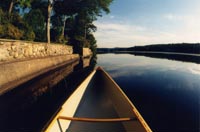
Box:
[97,53,200,132]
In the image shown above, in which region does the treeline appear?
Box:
[129,43,200,54]
[0,0,113,54]
[98,43,200,54]
[130,52,200,64]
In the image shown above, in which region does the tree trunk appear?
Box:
[46,1,52,44]
[9,0,14,14]
[61,16,67,38]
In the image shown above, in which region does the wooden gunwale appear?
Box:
[45,67,152,132]
[99,67,152,132]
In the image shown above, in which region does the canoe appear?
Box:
[45,67,152,132]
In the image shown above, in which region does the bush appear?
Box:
[23,28,35,41]
[55,34,69,44]
[24,9,45,41]
[0,24,23,39]
[0,8,35,40]
[0,25,4,37]
[0,9,3,24]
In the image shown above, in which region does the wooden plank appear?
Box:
[58,116,137,122]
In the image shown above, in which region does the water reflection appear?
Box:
[97,54,200,132]
[0,56,95,131]
[103,51,200,64]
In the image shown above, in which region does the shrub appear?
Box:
[23,28,35,41]
[24,9,45,41]
[5,24,24,39]
[0,8,35,40]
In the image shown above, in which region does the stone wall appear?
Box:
[0,39,93,95]
[0,54,79,95]
[83,48,92,57]
[0,39,73,62]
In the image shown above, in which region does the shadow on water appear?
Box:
[130,52,200,64]
[99,51,200,64]
[0,56,96,132]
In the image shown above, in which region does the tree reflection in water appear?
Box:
[0,56,96,131]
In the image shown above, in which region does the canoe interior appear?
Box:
[66,69,147,132]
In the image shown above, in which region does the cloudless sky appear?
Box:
[94,0,200,47]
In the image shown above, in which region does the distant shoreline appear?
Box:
[98,50,200,64]
[97,43,200,55]
[98,50,200,57]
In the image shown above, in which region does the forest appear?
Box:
[129,43,200,54]
[98,43,200,54]
[0,0,113,54]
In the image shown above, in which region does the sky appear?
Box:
[94,0,200,48]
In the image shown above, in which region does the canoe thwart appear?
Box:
[57,116,137,122]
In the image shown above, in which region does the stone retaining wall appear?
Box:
[0,39,73,62]
[0,54,79,95]
[83,48,92,57]
[0,39,93,95]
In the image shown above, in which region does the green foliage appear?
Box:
[0,8,9,24]
[0,8,35,40]
[55,34,68,44]
[55,0,113,54]
[52,0,112,47]
[129,43,200,54]
[0,1,11,12]
[24,9,46,41]
[0,0,113,61]
[0,0,32,14]
[23,26,35,40]
[0,23,23,39]
[50,14,65,43]
[31,0,48,18]
[87,33,97,68]
[17,0,32,9]
[87,34,97,53]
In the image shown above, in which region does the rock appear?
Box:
[18,54,24,59]
[0,58,6,61]
[0,40,75,61]
[11,46,18,52]
[28,48,33,55]
[14,53,19,58]
[13,41,21,45]
[7,47,11,51]
[33,47,38,53]
[11,46,15,50]
[43,53,47,56]
[24,50,29,57]
[9,51,14,56]
[21,49,25,54]
[36,52,40,57]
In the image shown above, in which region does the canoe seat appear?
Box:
[56,116,138,132]
[57,116,137,122]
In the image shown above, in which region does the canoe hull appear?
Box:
[95,68,151,132]
[45,68,152,132]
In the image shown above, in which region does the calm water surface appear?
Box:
[97,53,200,132]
